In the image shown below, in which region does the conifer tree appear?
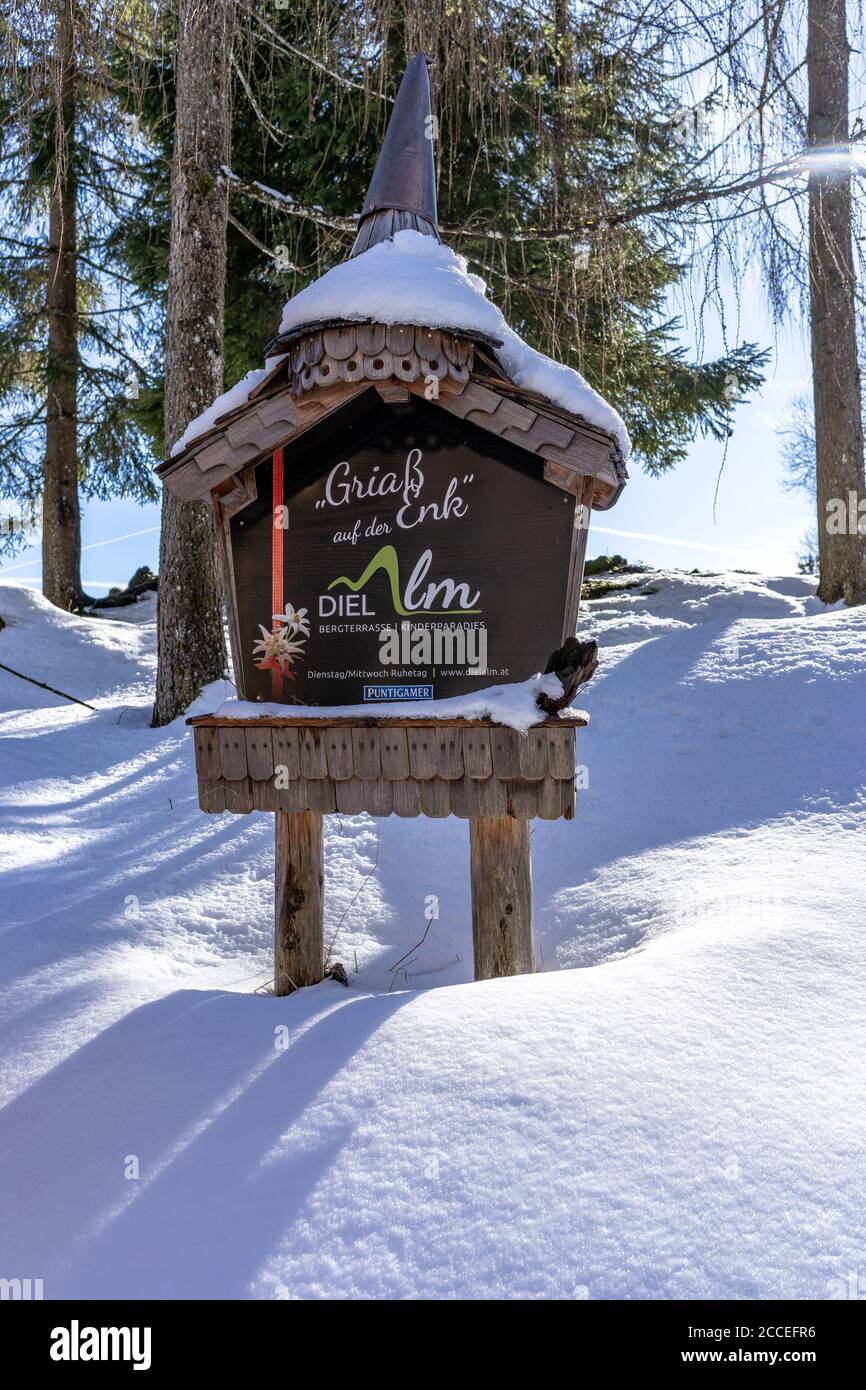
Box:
[0,0,157,608]
[115,1,768,477]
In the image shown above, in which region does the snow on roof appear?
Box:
[169,361,284,458]
[280,230,631,458]
[169,231,631,462]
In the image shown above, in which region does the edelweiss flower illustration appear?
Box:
[252,623,306,680]
[253,594,310,683]
[272,603,310,637]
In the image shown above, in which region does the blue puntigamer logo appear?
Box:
[363,684,434,701]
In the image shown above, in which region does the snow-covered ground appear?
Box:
[0,569,864,1299]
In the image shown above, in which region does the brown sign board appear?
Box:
[228,394,577,706]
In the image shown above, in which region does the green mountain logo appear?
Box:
[328,544,481,615]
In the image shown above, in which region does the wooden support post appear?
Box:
[469,816,534,980]
[274,809,324,994]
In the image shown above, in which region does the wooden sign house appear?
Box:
[158,55,629,994]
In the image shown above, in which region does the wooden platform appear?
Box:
[188,714,585,821]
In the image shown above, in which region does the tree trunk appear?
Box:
[152,0,234,725]
[42,0,86,612]
[807,0,866,606]
[550,0,571,227]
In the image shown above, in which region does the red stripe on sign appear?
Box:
[271,448,284,700]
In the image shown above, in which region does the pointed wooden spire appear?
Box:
[350,54,440,257]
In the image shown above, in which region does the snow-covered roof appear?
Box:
[170,365,276,458]
[170,230,631,461]
[168,52,629,466]
[278,230,631,459]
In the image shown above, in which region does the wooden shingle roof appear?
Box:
[157,322,626,510]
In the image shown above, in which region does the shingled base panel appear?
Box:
[188,714,584,989]
[189,716,582,821]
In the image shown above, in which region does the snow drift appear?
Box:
[1,570,864,1298]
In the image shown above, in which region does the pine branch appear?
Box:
[238,3,394,104]
[227,210,303,272]
[222,153,821,246]
[221,166,357,234]
[0,661,96,710]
